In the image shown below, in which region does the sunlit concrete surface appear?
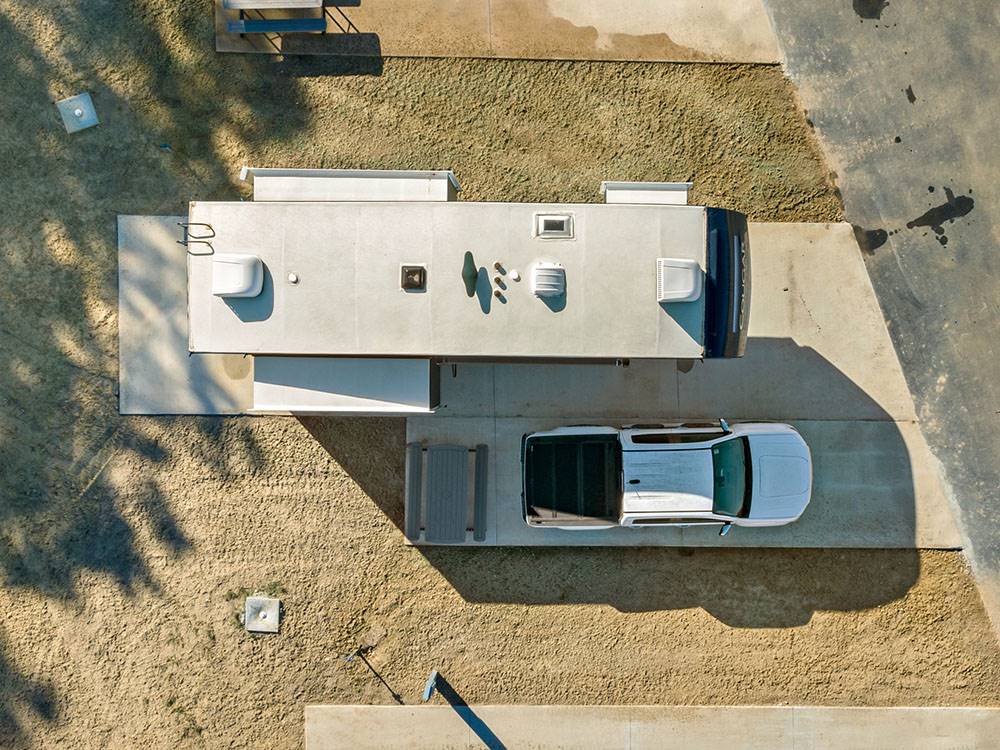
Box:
[215,0,782,63]
[305,705,1000,750]
[117,216,251,415]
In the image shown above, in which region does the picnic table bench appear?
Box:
[224,0,326,35]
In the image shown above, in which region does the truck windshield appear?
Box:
[711,437,751,517]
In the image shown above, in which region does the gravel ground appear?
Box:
[1,2,997,749]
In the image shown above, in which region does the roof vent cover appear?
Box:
[531,263,566,298]
[656,258,702,303]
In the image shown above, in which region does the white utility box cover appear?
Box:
[56,93,99,133]
[656,257,703,303]
[601,181,692,206]
[212,254,263,298]
[244,596,280,633]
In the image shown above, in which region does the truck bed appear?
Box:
[522,433,621,526]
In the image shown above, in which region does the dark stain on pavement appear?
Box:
[852,224,888,253]
[853,0,889,20]
[906,187,974,237]
[905,85,916,103]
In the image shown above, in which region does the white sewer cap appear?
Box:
[244,596,280,633]
[531,263,566,298]
[656,258,703,303]
[212,254,263,298]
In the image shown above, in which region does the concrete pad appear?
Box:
[305,705,1000,750]
[117,216,252,415]
[216,0,781,63]
[56,92,98,133]
[679,222,917,421]
[406,416,961,548]
[437,361,679,418]
[489,0,781,63]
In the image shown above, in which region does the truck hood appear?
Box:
[746,432,812,522]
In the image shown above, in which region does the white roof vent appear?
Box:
[531,263,566,298]
[212,253,264,298]
[656,258,702,303]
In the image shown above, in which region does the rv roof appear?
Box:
[187,201,707,358]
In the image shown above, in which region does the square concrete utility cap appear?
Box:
[244,596,280,633]
[56,93,99,133]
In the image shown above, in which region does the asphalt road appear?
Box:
[764,2,1000,630]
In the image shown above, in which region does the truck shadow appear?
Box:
[421,546,918,628]
[305,337,928,628]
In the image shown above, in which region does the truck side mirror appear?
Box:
[719,523,732,537]
[719,418,731,433]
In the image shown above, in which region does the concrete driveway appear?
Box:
[762,2,1000,629]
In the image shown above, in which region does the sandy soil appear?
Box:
[1,2,998,749]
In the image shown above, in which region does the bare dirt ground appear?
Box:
[1,2,998,749]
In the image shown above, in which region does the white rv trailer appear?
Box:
[183,169,749,414]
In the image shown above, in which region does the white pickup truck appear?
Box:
[521,421,812,534]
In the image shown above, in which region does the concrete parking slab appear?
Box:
[438,222,918,422]
[411,220,953,550]
[215,0,782,63]
[305,705,1000,750]
[406,415,960,548]
[117,216,252,415]
[679,222,916,421]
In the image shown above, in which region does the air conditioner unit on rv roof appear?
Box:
[656,258,702,303]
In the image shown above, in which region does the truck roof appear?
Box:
[187,201,708,358]
[621,448,714,514]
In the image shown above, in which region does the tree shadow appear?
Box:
[0,1,352,741]
[0,630,57,748]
